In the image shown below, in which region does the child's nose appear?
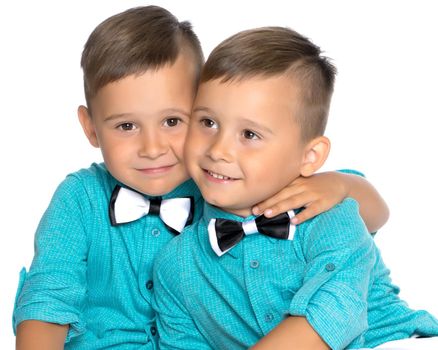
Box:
[207,133,233,162]
[138,130,168,159]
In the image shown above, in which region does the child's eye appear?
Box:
[117,123,136,131]
[242,129,260,140]
[164,117,181,127]
[200,118,217,129]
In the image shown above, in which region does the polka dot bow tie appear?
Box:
[208,210,296,256]
[109,185,194,235]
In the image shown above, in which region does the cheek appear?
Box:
[184,139,199,167]
[99,133,138,164]
[185,128,205,154]
[168,126,188,152]
[98,136,120,159]
[245,146,297,181]
[246,157,273,181]
[171,136,186,159]
[274,150,303,184]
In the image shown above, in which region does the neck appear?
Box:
[217,206,253,218]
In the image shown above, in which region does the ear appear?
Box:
[78,105,99,148]
[300,136,331,177]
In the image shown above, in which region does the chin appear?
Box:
[142,188,169,196]
[202,194,226,208]
[133,181,178,197]
[206,197,245,214]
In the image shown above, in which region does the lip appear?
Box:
[137,164,175,175]
[203,169,238,183]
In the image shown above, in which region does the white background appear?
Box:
[1,0,437,347]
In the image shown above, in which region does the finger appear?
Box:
[291,207,316,225]
[260,192,313,218]
[252,188,303,215]
[292,202,327,224]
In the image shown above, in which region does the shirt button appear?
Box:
[146,280,154,290]
[150,326,157,336]
[151,228,161,237]
[325,263,336,272]
[264,313,274,322]
[250,260,259,269]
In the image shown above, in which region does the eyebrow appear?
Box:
[103,113,134,122]
[240,118,274,135]
[104,108,191,122]
[192,106,215,115]
[193,106,274,134]
[162,108,191,117]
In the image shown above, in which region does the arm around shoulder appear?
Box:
[340,171,389,233]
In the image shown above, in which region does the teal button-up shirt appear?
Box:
[13,163,202,349]
[153,199,438,350]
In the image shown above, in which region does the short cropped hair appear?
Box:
[81,6,204,108]
[201,27,336,142]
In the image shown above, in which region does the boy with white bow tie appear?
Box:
[13,6,389,350]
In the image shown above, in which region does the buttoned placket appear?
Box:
[243,236,281,335]
[138,217,171,303]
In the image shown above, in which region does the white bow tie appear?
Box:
[109,185,193,234]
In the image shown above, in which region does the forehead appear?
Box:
[90,53,197,118]
[197,74,298,104]
[194,75,301,128]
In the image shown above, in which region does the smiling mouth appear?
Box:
[206,169,237,181]
[138,165,174,174]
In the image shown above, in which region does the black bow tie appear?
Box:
[208,210,296,256]
[109,185,194,235]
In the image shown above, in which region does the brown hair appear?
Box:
[81,6,204,109]
[201,27,336,142]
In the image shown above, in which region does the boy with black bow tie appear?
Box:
[152,26,438,350]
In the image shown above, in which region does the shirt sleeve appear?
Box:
[288,198,375,350]
[336,168,365,178]
[13,174,90,341]
[152,237,214,350]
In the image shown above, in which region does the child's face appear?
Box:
[79,53,196,196]
[185,75,307,217]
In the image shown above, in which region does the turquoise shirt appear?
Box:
[13,163,202,349]
[153,199,438,350]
